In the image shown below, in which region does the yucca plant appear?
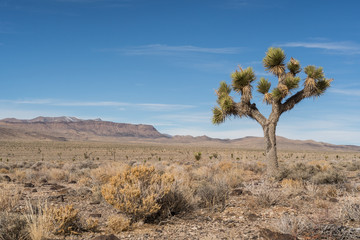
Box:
[213,47,332,177]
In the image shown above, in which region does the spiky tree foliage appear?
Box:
[213,47,332,177]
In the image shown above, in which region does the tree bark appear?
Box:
[263,122,278,177]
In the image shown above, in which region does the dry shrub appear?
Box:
[48,205,82,235]
[0,212,29,240]
[305,182,320,198]
[107,215,131,233]
[91,162,129,184]
[346,161,360,171]
[308,160,331,171]
[187,164,230,209]
[247,181,281,208]
[102,165,175,222]
[277,163,346,184]
[311,169,346,184]
[341,197,360,222]
[242,162,266,174]
[213,161,243,188]
[0,183,21,212]
[195,177,228,209]
[280,179,304,196]
[275,214,310,236]
[281,179,303,189]
[85,218,99,232]
[314,199,330,209]
[46,168,69,182]
[14,169,27,183]
[217,161,234,172]
[0,168,9,174]
[159,180,194,217]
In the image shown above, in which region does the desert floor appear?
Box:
[1,141,360,239]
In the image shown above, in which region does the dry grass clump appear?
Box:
[0,212,29,240]
[195,177,228,209]
[212,161,244,188]
[107,215,131,233]
[280,179,305,196]
[341,197,360,222]
[24,201,98,239]
[102,165,175,223]
[24,201,51,240]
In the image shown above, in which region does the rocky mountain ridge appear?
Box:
[0,116,359,152]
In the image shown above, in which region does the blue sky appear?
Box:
[1,0,360,145]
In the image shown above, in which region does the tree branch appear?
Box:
[280,89,306,114]
[236,101,267,126]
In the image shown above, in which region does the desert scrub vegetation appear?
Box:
[0,212,29,240]
[102,165,176,223]
[101,163,235,224]
[276,162,346,184]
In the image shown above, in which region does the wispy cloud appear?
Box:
[278,41,360,54]
[0,99,194,111]
[157,113,210,123]
[101,44,242,55]
[330,88,360,96]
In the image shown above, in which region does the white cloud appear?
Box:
[101,44,242,55]
[278,41,360,54]
[0,99,195,111]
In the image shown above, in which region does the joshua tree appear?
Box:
[212,47,332,176]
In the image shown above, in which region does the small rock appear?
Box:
[48,195,65,202]
[92,234,120,240]
[231,188,243,196]
[247,213,259,221]
[260,228,298,240]
[3,175,11,182]
[49,184,65,191]
[40,178,48,184]
[25,183,35,188]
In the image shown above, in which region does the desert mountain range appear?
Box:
[0,116,359,152]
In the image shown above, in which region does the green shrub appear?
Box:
[194,152,202,161]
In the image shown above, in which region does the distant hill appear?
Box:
[0,116,359,152]
[0,116,165,141]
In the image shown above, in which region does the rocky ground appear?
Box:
[1,141,360,240]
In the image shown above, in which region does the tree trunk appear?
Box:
[263,122,278,177]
